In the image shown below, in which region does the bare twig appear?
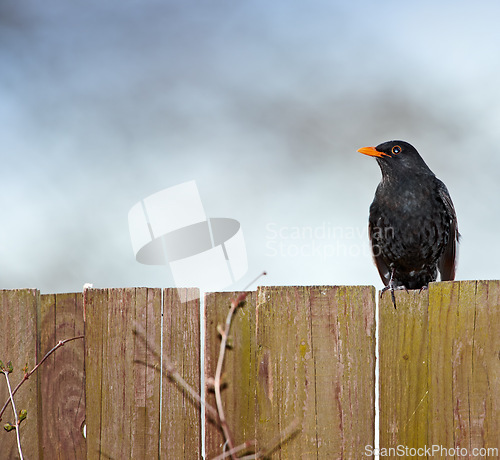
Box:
[251,417,300,459]
[2,370,23,460]
[133,326,221,423]
[213,292,250,458]
[242,271,267,292]
[211,440,256,460]
[0,335,84,421]
[213,271,268,458]
[212,417,300,460]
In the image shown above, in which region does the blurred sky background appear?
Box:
[2,0,500,293]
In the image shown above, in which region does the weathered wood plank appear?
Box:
[85,288,161,460]
[205,286,375,458]
[331,285,377,452]
[255,285,376,458]
[204,291,257,458]
[379,288,429,452]
[39,293,86,459]
[379,280,500,457]
[255,285,316,457]
[0,289,40,459]
[473,280,500,452]
[428,280,500,455]
[131,287,162,459]
[161,288,201,459]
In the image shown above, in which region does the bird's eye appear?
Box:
[392,145,402,155]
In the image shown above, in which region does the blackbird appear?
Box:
[358,140,459,307]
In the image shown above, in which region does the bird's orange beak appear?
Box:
[358,146,390,158]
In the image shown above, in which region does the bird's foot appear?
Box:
[381,284,407,309]
[381,269,407,309]
[419,285,429,293]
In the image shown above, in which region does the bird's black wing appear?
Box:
[437,182,459,281]
[369,216,391,286]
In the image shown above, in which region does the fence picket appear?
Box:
[39,293,85,459]
[85,287,162,459]
[0,289,40,459]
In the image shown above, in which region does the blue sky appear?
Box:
[2,0,500,292]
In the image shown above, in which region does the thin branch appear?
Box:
[133,326,221,423]
[212,271,267,458]
[2,370,23,460]
[165,362,221,423]
[252,417,300,459]
[242,271,267,291]
[213,294,248,458]
[210,440,256,460]
[212,418,300,460]
[0,335,84,421]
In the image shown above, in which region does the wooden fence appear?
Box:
[0,281,498,459]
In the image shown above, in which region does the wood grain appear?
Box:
[39,293,86,459]
[204,286,376,459]
[379,280,500,457]
[204,291,257,458]
[0,289,40,459]
[428,280,500,455]
[85,287,162,460]
[0,281,497,459]
[161,288,201,459]
[255,285,376,458]
[379,287,430,451]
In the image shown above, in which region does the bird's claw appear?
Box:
[380,268,407,309]
[381,282,429,309]
[381,284,407,309]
